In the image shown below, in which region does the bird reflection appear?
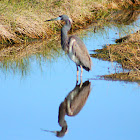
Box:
[43,80,91,137]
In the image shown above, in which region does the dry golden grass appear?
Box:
[107,0,140,9]
[0,37,61,62]
[108,42,140,71]
[116,30,140,43]
[103,71,140,82]
[0,0,139,44]
[0,0,103,44]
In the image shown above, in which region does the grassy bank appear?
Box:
[0,0,140,44]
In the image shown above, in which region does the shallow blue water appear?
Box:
[0,16,140,140]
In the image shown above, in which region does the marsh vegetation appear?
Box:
[91,9,140,82]
[0,0,139,44]
[0,0,140,82]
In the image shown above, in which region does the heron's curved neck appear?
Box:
[61,20,71,52]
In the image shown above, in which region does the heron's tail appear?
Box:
[83,66,91,71]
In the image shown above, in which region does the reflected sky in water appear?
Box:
[0,15,140,140]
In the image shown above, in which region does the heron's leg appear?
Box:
[80,65,83,77]
[80,78,83,88]
[80,65,83,86]
[76,65,79,83]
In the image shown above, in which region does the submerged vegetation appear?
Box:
[0,38,62,75]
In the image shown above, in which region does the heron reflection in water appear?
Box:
[45,15,92,81]
[42,80,91,137]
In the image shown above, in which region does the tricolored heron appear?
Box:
[42,80,91,137]
[46,15,92,80]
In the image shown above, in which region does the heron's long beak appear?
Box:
[41,129,57,134]
[45,17,61,22]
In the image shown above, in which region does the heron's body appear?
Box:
[60,15,92,74]
[68,35,91,71]
[46,15,92,79]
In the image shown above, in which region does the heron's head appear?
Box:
[41,126,68,138]
[45,15,72,24]
[59,15,72,24]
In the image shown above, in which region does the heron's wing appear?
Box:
[69,35,92,70]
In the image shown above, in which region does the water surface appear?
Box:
[0,13,140,140]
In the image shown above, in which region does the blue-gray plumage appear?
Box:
[46,15,92,79]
